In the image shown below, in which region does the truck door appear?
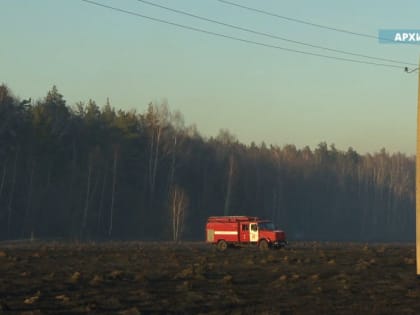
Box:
[240,223,250,242]
[250,222,258,242]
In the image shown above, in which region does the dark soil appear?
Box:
[1,241,420,314]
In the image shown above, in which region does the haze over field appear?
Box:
[0,85,415,241]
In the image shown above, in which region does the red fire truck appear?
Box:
[206,216,287,250]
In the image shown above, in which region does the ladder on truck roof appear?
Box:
[207,216,258,222]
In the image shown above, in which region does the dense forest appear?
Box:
[0,84,415,242]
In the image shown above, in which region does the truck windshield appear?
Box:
[258,222,276,231]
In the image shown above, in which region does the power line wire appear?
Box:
[217,0,390,42]
[136,0,415,66]
[81,0,404,70]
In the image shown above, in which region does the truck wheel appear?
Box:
[258,239,269,250]
[217,240,228,251]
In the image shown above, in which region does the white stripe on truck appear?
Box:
[214,231,238,235]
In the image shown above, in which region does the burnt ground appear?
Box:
[1,241,420,315]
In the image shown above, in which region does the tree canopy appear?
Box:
[0,84,415,241]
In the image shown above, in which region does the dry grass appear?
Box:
[0,241,419,314]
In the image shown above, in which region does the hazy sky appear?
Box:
[1,0,419,154]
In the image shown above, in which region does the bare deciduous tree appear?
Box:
[146,102,169,208]
[169,185,188,242]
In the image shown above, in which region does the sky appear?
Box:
[1,0,420,154]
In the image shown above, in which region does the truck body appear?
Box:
[206,216,287,250]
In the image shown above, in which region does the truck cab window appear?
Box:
[242,224,249,231]
[251,224,258,232]
[258,222,276,231]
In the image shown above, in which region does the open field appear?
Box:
[1,241,420,314]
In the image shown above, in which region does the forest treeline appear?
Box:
[0,84,415,241]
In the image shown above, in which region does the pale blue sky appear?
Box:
[1,0,419,154]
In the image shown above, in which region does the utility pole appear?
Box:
[406,63,420,275]
[416,61,420,276]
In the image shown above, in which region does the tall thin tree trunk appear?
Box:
[200,161,208,212]
[148,132,155,190]
[0,162,7,200]
[169,134,177,187]
[47,165,52,188]
[277,175,284,224]
[170,186,187,242]
[22,160,35,238]
[224,154,234,216]
[149,126,161,207]
[272,189,277,223]
[172,188,178,241]
[69,139,78,238]
[7,148,19,238]
[82,154,93,235]
[89,170,99,210]
[97,165,108,234]
[109,146,119,236]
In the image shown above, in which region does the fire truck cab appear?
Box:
[206,216,287,250]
